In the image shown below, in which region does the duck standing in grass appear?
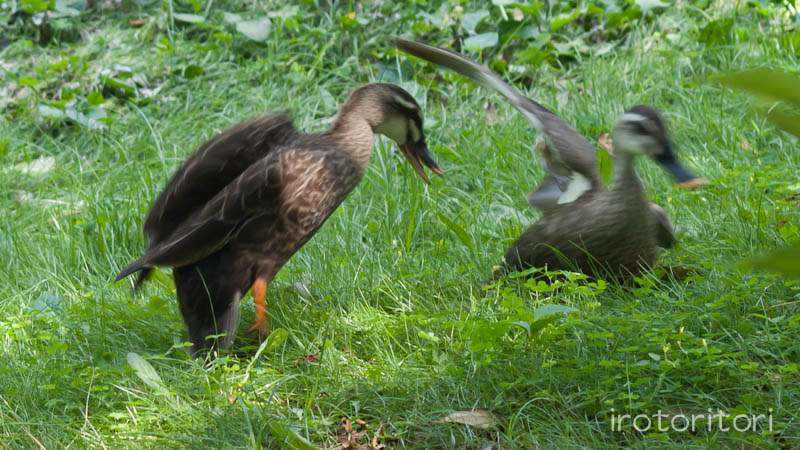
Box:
[396,40,704,279]
[115,83,443,355]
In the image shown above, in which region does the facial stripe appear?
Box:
[408,119,421,142]
[392,94,419,112]
[618,113,649,123]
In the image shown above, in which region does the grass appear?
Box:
[1,0,799,448]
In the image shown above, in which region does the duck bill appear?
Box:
[655,143,707,190]
[400,140,444,185]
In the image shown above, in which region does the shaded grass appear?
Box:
[1,1,800,448]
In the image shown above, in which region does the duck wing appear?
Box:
[396,40,600,210]
[114,150,290,282]
[648,202,676,249]
[143,114,297,247]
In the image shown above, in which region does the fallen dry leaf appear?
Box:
[597,133,613,153]
[433,409,498,429]
[338,418,369,450]
[371,423,384,450]
[512,8,523,21]
[130,19,147,28]
[293,351,319,366]
[484,103,499,126]
[740,138,749,151]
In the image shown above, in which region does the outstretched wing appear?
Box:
[143,114,297,247]
[396,39,600,210]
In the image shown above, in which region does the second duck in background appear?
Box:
[396,40,703,279]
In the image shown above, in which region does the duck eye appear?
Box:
[632,122,648,135]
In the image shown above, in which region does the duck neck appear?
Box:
[325,107,377,177]
[612,153,644,196]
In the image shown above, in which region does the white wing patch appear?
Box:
[557,173,592,205]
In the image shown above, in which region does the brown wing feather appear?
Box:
[142,154,286,268]
[143,114,297,247]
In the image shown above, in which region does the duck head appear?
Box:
[351,83,444,184]
[613,105,706,188]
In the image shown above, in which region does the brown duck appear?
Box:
[396,40,701,278]
[396,39,705,213]
[501,106,684,278]
[115,83,443,355]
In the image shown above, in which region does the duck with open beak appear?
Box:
[400,138,444,184]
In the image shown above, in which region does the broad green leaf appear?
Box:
[437,213,473,250]
[127,353,169,394]
[739,245,800,278]
[510,321,531,334]
[714,70,800,105]
[20,0,50,13]
[173,13,205,24]
[533,304,578,321]
[418,330,440,342]
[86,91,104,106]
[19,77,39,87]
[551,10,581,32]
[236,17,272,42]
[698,18,734,45]
[464,32,498,50]
[65,107,106,130]
[104,77,136,94]
[514,1,542,16]
[113,64,133,78]
[417,11,443,27]
[262,327,288,353]
[85,107,107,121]
[268,6,300,20]
[150,268,175,290]
[54,0,83,16]
[585,3,604,15]
[39,104,65,119]
[48,59,68,71]
[183,65,204,79]
[635,0,666,13]
[462,10,489,35]
[223,12,242,23]
[267,422,316,450]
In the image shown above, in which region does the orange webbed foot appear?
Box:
[246,319,270,341]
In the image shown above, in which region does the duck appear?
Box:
[395,40,699,277]
[395,40,705,215]
[114,83,443,355]
[502,105,683,278]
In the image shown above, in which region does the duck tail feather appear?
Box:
[114,257,148,283]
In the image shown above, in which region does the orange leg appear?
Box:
[246,278,270,339]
